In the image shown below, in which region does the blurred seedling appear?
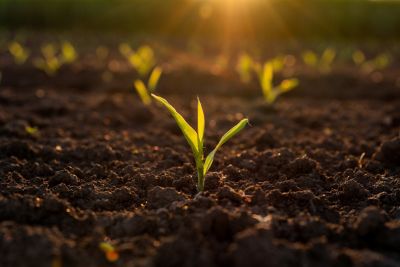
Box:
[61,41,77,63]
[302,48,336,73]
[237,53,288,84]
[33,43,63,76]
[119,43,156,77]
[99,242,119,262]
[352,50,391,74]
[8,41,30,64]
[25,125,39,137]
[134,66,163,105]
[152,94,248,192]
[236,53,254,83]
[257,61,299,104]
[33,42,77,76]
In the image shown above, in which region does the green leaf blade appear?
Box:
[203,118,248,175]
[134,80,151,105]
[151,94,199,155]
[279,78,299,93]
[261,63,273,101]
[148,66,163,92]
[197,97,205,144]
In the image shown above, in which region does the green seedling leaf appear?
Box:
[147,66,163,92]
[270,56,284,72]
[236,53,253,83]
[8,41,29,64]
[279,78,299,92]
[61,41,77,63]
[321,48,336,66]
[204,118,248,175]
[42,43,57,59]
[134,80,152,105]
[130,45,156,77]
[152,94,248,191]
[197,97,205,144]
[302,51,318,67]
[260,62,273,97]
[25,126,39,136]
[256,59,299,105]
[151,94,199,155]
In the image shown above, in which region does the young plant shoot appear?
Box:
[134,66,163,105]
[33,42,78,76]
[236,53,254,83]
[151,94,248,191]
[352,51,391,74]
[258,62,299,104]
[8,41,30,64]
[302,48,336,73]
[120,44,156,78]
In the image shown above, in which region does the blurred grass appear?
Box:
[0,0,400,40]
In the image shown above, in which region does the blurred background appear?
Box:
[0,0,399,99]
[1,0,400,41]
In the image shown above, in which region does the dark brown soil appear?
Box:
[1,38,400,267]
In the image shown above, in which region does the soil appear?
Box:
[1,37,400,267]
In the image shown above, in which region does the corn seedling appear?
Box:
[33,44,62,76]
[120,44,156,77]
[236,53,254,83]
[25,125,39,136]
[257,62,299,104]
[8,41,30,64]
[152,94,248,191]
[33,42,77,76]
[61,41,77,63]
[134,66,163,105]
[302,48,336,73]
[352,51,391,74]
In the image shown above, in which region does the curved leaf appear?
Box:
[152,94,198,155]
[279,78,299,93]
[261,63,273,100]
[203,118,248,175]
[148,66,163,92]
[134,80,151,105]
[197,97,205,144]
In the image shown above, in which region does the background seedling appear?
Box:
[236,53,254,83]
[25,125,39,136]
[134,66,163,105]
[61,41,77,63]
[33,42,78,76]
[33,43,62,76]
[152,94,248,192]
[120,44,156,77]
[8,41,30,64]
[257,61,299,104]
[352,50,391,74]
[302,48,336,73]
